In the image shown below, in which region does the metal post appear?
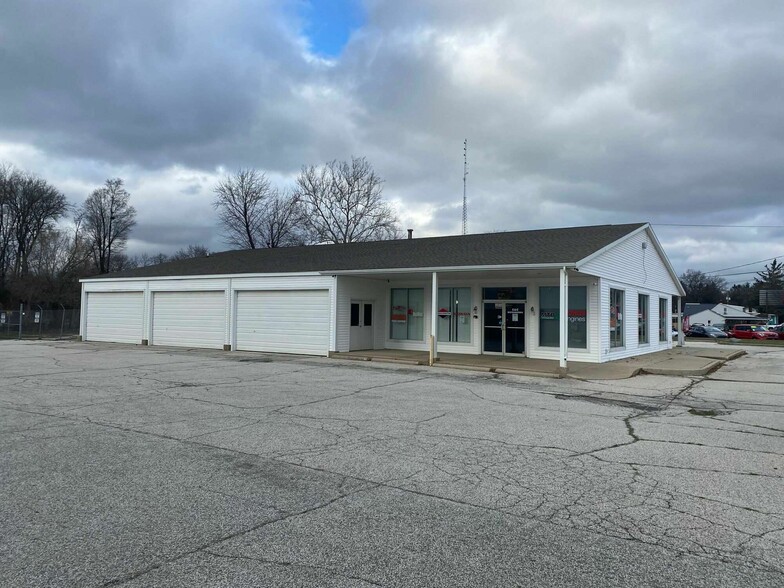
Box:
[36,304,43,338]
[677,296,684,347]
[430,271,438,366]
[559,267,569,369]
[59,303,66,338]
[18,303,23,340]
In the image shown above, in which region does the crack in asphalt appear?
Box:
[199,550,387,587]
[3,342,784,582]
[99,484,378,587]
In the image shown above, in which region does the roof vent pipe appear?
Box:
[407,229,413,240]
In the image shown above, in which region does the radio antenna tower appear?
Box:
[462,139,468,235]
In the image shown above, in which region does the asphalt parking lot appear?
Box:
[1,341,783,587]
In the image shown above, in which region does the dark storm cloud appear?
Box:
[130,223,217,250]
[1,0,783,274]
[0,0,326,170]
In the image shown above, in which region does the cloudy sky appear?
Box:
[1,0,783,283]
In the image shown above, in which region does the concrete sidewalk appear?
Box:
[331,346,745,380]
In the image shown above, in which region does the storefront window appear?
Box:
[390,288,424,340]
[568,286,587,348]
[639,294,649,344]
[610,289,624,348]
[539,286,587,348]
[437,287,472,343]
[659,298,668,342]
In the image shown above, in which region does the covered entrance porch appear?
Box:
[332,266,591,368]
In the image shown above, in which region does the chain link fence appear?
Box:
[0,307,81,339]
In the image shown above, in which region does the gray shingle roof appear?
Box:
[90,223,647,280]
[683,303,717,317]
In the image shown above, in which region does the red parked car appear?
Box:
[730,324,778,340]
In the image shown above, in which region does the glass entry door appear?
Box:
[483,301,526,354]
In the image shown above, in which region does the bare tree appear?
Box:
[170,244,210,260]
[213,169,274,250]
[80,178,137,274]
[0,163,17,292]
[295,157,401,244]
[257,189,306,248]
[24,221,93,306]
[132,252,168,268]
[6,170,69,279]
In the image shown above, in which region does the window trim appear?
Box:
[638,293,650,346]
[437,286,473,345]
[389,287,425,341]
[538,284,588,350]
[609,288,625,350]
[658,298,668,342]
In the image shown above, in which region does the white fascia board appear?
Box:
[79,271,323,284]
[575,223,686,297]
[321,263,578,276]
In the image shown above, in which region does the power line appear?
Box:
[713,270,762,278]
[704,254,784,274]
[653,223,784,229]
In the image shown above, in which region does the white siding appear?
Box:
[235,290,330,355]
[598,278,673,362]
[82,274,334,350]
[85,292,144,344]
[335,277,387,352]
[151,291,226,349]
[580,228,681,295]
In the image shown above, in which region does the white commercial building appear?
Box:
[80,223,685,366]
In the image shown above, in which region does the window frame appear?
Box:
[389,288,425,341]
[610,288,625,349]
[538,285,588,349]
[638,294,649,345]
[437,287,472,344]
[658,298,668,342]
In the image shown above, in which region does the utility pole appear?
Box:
[462,139,468,235]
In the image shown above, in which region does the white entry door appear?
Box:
[349,300,374,350]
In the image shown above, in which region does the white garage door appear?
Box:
[85,292,144,344]
[236,290,330,355]
[152,291,226,349]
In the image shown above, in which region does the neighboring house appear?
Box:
[79,222,686,366]
[684,302,764,330]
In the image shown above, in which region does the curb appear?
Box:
[565,367,642,381]
[493,368,562,379]
[641,359,724,377]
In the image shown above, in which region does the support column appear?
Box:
[677,296,684,347]
[559,267,569,369]
[142,281,151,345]
[430,271,438,366]
[225,278,234,351]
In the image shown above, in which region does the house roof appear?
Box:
[683,304,717,317]
[87,223,647,280]
[684,303,758,320]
